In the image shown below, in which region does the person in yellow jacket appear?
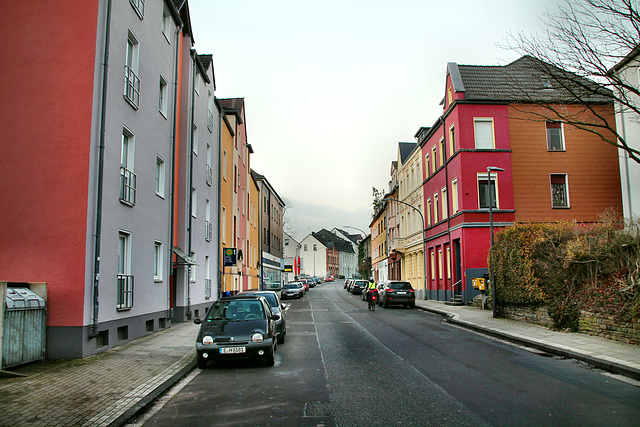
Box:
[366,277,377,302]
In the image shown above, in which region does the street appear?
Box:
[136,280,640,426]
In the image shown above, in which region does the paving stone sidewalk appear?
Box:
[0,321,200,427]
[415,299,640,380]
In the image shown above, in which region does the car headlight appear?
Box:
[202,335,214,346]
[251,333,264,343]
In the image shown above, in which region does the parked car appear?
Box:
[237,291,287,344]
[281,283,304,299]
[300,279,310,292]
[194,295,279,368]
[378,281,415,308]
[312,277,321,286]
[350,279,368,295]
[324,275,334,282]
[344,278,353,290]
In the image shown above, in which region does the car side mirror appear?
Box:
[193,318,202,325]
[270,314,281,321]
[281,303,287,310]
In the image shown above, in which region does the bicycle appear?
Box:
[367,289,378,311]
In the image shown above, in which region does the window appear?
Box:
[439,138,445,166]
[425,154,430,177]
[124,31,140,109]
[206,144,213,186]
[449,125,456,156]
[207,91,214,132]
[162,6,171,42]
[431,146,437,173]
[194,72,200,96]
[546,121,565,151]
[446,246,452,279]
[159,76,168,116]
[550,174,569,208]
[427,198,432,226]
[478,173,498,209]
[452,178,458,213]
[223,150,227,181]
[117,231,134,310]
[205,256,211,299]
[441,187,448,219]
[438,249,443,280]
[474,118,494,149]
[191,187,197,217]
[430,250,435,280]
[156,156,165,197]
[192,124,198,155]
[205,199,212,241]
[129,0,144,19]
[447,87,453,106]
[433,193,439,223]
[304,244,308,251]
[222,207,226,244]
[120,129,136,206]
[154,241,163,282]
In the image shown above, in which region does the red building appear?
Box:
[420,57,622,303]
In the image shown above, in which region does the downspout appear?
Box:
[90,0,112,339]
[168,14,183,320]
[186,53,196,317]
[619,107,633,217]
[217,102,224,298]
[443,116,453,302]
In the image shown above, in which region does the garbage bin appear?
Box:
[2,288,46,368]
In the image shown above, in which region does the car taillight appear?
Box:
[386,288,394,293]
[409,289,415,293]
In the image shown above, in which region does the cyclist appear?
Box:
[366,277,377,302]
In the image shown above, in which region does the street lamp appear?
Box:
[381,198,428,300]
[313,244,317,277]
[487,166,504,318]
[344,225,368,279]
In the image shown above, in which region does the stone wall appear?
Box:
[498,305,639,345]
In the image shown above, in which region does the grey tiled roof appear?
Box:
[312,229,355,253]
[455,56,612,104]
[398,142,417,163]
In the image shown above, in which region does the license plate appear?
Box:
[220,346,246,354]
[397,291,406,295]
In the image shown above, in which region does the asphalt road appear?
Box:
[137,280,640,426]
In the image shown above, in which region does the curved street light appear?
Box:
[344,225,368,279]
[381,198,428,300]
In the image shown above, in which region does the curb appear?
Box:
[414,305,640,381]
[108,357,197,427]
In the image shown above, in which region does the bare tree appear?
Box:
[503,0,640,163]
[282,197,296,238]
[372,187,384,218]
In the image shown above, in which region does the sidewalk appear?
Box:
[414,299,640,381]
[0,321,200,427]
[1,303,639,427]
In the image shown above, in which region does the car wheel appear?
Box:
[408,303,415,309]
[383,298,388,308]
[277,333,285,344]
[197,354,208,369]
[265,345,275,367]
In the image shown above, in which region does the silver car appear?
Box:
[281,282,304,300]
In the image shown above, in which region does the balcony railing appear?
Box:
[117,274,134,310]
[124,65,140,109]
[206,164,213,186]
[120,167,137,206]
[207,110,214,132]
[389,237,406,253]
[205,221,213,241]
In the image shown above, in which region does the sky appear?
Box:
[189,0,560,240]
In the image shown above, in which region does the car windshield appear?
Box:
[355,281,367,286]
[389,282,412,290]
[285,284,299,289]
[256,293,278,307]
[206,300,264,321]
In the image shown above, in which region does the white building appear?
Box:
[299,234,328,278]
[283,232,301,283]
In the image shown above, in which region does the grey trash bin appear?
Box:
[3,288,46,368]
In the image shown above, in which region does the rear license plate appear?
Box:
[220,346,246,354]
[397,291,406,295]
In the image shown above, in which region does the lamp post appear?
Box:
[313,244,317,277]
[381,198,428,300]
[487,166,504,318]
[344,225,368,279]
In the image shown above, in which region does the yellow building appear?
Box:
[369,204,387,284]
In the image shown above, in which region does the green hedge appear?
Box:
[491,215,640,330]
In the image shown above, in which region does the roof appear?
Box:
[312,229,355,253]
[217,98,245,124]
[251,169,286,207]
[453,55,612,104]
[398,142,417,163]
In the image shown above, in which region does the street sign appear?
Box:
[223,247,237,267]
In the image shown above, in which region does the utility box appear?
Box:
[472,278,486,291]
[2,287,46,369]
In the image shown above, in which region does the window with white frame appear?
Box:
[427,198,432,226]
[189,252,196,282]
[546,121,565,151]
[550,174,570,208]
[205,256,211,299]
[159,75,168,117]
[433,193,439,223]
[129,0,144,19]
[154,241,163,282]
[206,144,212,186]
[452,178,458,213]
[156,156,165,198]
[120,128,136,206]
[441,187,448,219]
[223,150,227,181]
[431,146,437,173]
[124,31,140,109]
[192,124,198,155]
[207,91,214,132]
[439,138,445,166]
[474,118,494,149]
[117,231,134,310]
[449,124,456,155]
[222,207,227,243]
[191,187,197,217]
[162,6,171,42]
[478,173,498,209]
[205,199,212,241]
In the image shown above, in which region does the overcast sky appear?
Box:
[189,0,560,240]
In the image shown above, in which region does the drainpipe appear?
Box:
[217,102,224,298]
[619,107,633,218]
[186,52,197,317]
[443,116,454,302]
[168,9,184,320]
[90,0,112,339]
